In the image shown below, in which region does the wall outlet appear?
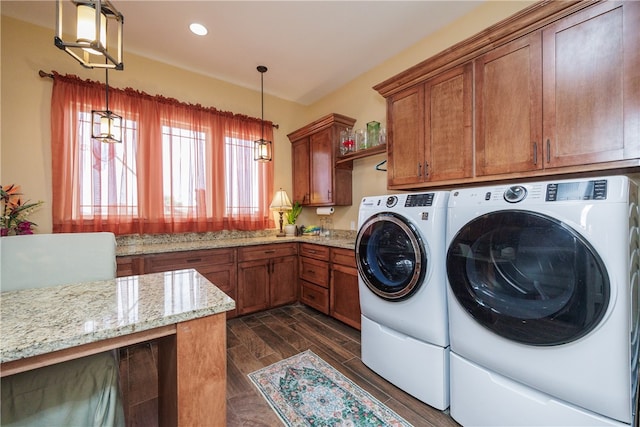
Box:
[350,221,356,231]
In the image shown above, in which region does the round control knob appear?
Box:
[386,196,398,208]
[504,185,527,203]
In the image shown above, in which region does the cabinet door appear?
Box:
[330,249,360,330]
[309,128,334,205]
[543,1,640,168]
[270,255,298,307]
[387,85,425,187]
[237,259,270,315]
[475,32,543,176]
[425,63,473,182]
[291,138,311,204]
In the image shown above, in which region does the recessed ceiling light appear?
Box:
[189,23,208,36]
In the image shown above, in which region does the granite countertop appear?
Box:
[116,230,357,257]
[0,269,235,364]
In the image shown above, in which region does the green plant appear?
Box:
[285,201,302,225]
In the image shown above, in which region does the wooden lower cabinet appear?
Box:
[298,244,361,329]
[237,243,298,315]
[116,242,360,328]
[117,249,237,318]
[158,313,227,427]
[330,248,361,330]
[298,243,330,314]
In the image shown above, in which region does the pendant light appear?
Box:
[55,0,124,70]
[92,67,122,143]
[254,65,273,162]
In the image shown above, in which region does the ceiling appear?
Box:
[1,1,484,105]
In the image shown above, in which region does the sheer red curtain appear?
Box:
[50,72,274,235]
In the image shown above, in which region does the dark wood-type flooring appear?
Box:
[119,303,459,426]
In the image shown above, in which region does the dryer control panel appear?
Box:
[405,193,434,207]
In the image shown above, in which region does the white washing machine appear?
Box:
[356,191,450,410]
[445,175,639,426]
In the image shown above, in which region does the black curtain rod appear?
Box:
[38,69,280,129]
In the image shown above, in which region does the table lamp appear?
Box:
[270,188,292,237]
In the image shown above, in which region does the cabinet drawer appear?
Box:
[300,280,329,314]
[238,243,297,262]
[144,248,235,273]
[299,243,330,261]
[331,247,356,268]
[299,256,329,287]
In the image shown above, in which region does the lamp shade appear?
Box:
[270,189,292,212]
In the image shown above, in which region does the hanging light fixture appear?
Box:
[55,0,124,70]
[92,68,122,143]
[254,65,273,162]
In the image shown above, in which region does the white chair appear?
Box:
[0,232,125,426]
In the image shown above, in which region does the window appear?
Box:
[51,72,274,235]
[224,135,261,215]
[162,125,207,217]
[77,112,138,218]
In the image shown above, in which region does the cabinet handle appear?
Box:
[533,142,538,165]
[186,258,202,263]
[546,139,551,163]
[417,162,422,177]
[327,190,332,199]
[308,294,316,300]
[263,250,276,254]
[424,162,429,177]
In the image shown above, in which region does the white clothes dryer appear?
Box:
[445,176,639,426]
[356,191,450,410]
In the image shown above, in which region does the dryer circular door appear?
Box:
[446,210,610,346]
[356,212,426,301]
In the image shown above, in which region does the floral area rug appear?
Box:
[248,350,413,426]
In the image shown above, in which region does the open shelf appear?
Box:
[336,144,386,165]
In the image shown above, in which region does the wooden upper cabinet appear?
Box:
[309,128,334,205]
[376,1,640,188]
[475,32,543,176]
[542,1,640,168]
[291,138,311,204]
[426,63,473,182]
[387,63,472,188]
[288,113,356,206]
[387,85,425,186]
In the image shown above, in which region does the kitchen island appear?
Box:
[1,268,235,426]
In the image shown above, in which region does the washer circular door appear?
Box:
[356,212,426,301]
[446,210,610,346]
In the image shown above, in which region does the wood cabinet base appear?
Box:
[158,313,226,427]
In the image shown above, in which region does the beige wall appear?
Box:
[1,1,532,234]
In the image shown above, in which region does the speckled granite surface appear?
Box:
[116,230,357,256]
[0,269,235,364]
